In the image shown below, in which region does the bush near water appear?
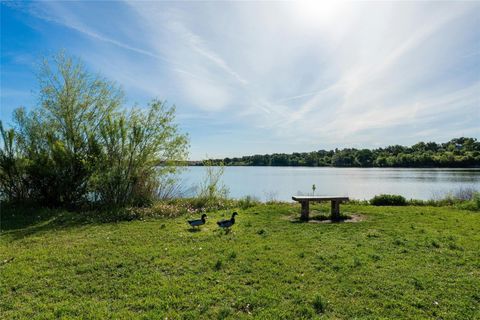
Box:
[370,194,408,206]
[0,53,188,208]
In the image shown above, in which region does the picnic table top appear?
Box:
[292,196,349,202]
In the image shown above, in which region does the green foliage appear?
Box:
[1,204,479,318]
[0,123,29,202]
[21,53,124,206]
[0,52,188,207]
[404,189,480,211]
[90,100,188,206]
[237,195,260,210]
[210,137,480,167]
[457,193,480,211]
[121,197,243,219]
[195,160,229,208]
[370,194,407,206]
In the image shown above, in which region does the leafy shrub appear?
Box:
[197,160,228,198]
[407,199,427,206]
[90,99,188,207]
[0,52,188,208]
[0,123,29,202]
[195,160,229,209]
[457,192,480,211]
[370,194,407,206]
[405,189,480,211]
[237,195,260,209]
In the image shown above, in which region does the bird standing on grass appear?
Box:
[217,212,238,230]
[188,214,207,229]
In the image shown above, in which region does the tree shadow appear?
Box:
[288,213,353,224]
[0,205,137,242]
[213,227,232,235]
[1,205,59,231]
[289,217,310,224]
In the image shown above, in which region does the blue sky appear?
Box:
[1,1,479,160]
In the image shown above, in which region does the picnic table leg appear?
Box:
[331,200,340,220]
[300,201,310,221]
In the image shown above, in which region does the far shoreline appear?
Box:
[185,163,480,169]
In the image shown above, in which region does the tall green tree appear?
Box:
[12,53,124,206]
[0,52,189,207]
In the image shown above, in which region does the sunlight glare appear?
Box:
[291,0,348,28]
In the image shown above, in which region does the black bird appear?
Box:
[188,214,207,229]
[217,212,238,229]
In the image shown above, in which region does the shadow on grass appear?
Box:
[289,213,354,224]
[212,227,233,235]
[0,204,138,241]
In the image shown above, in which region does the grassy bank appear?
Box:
[1,203,479,319]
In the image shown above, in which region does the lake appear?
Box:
[179,166,480,201]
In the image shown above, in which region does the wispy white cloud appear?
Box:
[2,1,479,158]
[23,2,169,62]
[124,2,249,111]
[165,19,248,85]
[266,2,478,142]
[17,0,237,106]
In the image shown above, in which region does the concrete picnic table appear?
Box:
[292,196,349,221]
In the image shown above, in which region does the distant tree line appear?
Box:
[206,138,480,167]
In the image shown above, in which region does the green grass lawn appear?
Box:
[1,203,479,319]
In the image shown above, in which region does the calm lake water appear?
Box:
[179,166,480,201]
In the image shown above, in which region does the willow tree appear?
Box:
[1,52,188,207]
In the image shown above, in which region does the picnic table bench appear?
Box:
[292,196,349,221]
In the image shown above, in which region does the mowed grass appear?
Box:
[1,204,479,319]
